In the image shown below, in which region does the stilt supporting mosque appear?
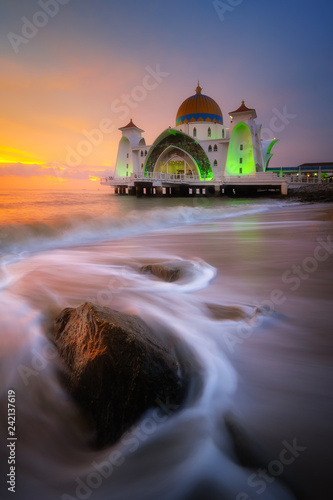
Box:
[108,177,287,197]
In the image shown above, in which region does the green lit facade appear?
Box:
[225,122,256,176]
[113,86,278,181]
[144,130,213,180]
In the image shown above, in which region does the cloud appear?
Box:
[0,162,110,180]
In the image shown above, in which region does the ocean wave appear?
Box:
[0,203,274,257]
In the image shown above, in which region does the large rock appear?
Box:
[53,302,186,447]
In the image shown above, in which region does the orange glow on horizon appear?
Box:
[0,175,104,191]
[0,146,44,164]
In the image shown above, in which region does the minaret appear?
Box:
[118,119,145,147]
[226,100,262,175]
[114,119,145,178]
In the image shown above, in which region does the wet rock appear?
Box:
[53,302,186,447]
[206,303,248,321]
[140,263,183,282]
[288,184,333,203]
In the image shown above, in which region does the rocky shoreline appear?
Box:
[287,183,333,203]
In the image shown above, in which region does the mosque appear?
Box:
[101,83,283,195]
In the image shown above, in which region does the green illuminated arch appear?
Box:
[225,122,255,176]
[153,145,200,176]
[264,139,278,170]
[144,129,213,180]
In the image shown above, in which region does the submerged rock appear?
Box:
[206,303,248,321]
[140,263,183,282]
[53,302,186,447]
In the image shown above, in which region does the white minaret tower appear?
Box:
[114,119,145,178]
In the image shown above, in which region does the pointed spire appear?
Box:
[119,118,144,131]
[196,81,202,95]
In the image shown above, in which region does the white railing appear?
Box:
[287,175,327,184]
[223,173,281,184]
[130,172,206,182]
[101,172,289,186]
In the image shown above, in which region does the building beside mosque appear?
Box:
[101,83,285,195]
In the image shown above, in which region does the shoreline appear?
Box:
[286,183,333,203]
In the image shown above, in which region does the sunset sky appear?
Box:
[0,0,332,190]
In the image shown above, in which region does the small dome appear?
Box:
[176,83,223,125]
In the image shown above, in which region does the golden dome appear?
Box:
[176,83,223,125]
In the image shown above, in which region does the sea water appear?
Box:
[0,189,332,500]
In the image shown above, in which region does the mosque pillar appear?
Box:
[207,186,215,197]
[281,182,288,196]
[179,185,189,197]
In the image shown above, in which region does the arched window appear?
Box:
[222,129,225,138]
[214,144,218,152]
[193,127,197,138]
[208,127,211,137]
[208,145,212,152]
[145,150,147,156]
[214,160,218,167]
[140,151,143,157]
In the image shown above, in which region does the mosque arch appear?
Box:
[153,147,199,176]
[143,129,213,179]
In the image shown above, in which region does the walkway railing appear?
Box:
[223,173,280,184]
[101,173,217,183]
[287,175,329,184]
[130,172,209,182]
[100,172,290,186]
